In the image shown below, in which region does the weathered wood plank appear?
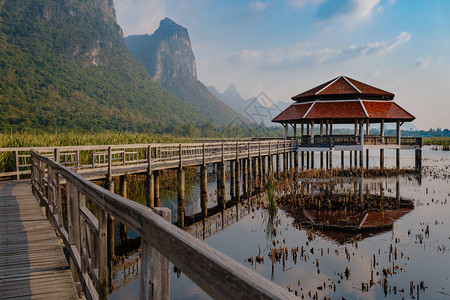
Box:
[0,181,79,300]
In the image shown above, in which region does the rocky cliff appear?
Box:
[125,18,248,125]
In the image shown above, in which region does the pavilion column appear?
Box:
[326,120,329,169]
[301,122,305,170]
[285,122,288,138]
[320,121,324,169]
[366,119,370,169]
[359,119,364,168]
[311,121,315,169]
[396,120,401,171]
[354,120,358,167]
[415,148,422,172]
[341,151,344,169]
[329,120,333,169]
[276,143,281,177]
[380,119,385,170]
[306,122,310,169]
[350,151,353,169]
[294,122,297,138]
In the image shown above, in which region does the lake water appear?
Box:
[110,147,450,299]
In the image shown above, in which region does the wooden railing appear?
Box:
[1,140,296,179]
[299,135,422,147]
[30,150,293,300]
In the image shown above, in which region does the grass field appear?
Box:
[423,137,450,150]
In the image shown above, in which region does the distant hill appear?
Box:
[0,0,205,132]
[208,84,290,127]
[125,18,247,125]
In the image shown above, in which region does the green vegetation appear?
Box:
[0,0,205,133]
[423,137,450,151]
[0,131,188,148]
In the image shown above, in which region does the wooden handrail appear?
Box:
[30,150,293,300]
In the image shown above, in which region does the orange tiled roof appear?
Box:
[292,76,394,102]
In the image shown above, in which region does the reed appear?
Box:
[422,137,450,150]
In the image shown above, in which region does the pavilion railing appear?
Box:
[299,135,422,147]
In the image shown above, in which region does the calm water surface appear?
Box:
[111,147,450,299]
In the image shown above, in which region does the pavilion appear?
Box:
[272,76,422,170]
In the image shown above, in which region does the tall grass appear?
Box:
[423,137,450,151]
[0,131,189,148]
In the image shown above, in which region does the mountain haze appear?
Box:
[125,18,246,125]
[0,0,204,132]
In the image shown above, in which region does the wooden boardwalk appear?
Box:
[0,181,79,299]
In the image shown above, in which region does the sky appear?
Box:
[114,0,450,130]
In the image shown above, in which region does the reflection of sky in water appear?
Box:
[110,147,450,300]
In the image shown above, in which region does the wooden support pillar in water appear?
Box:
[268,155,273,179]
[415,149,422,171]
[306,152,310,169]
[258,156,263,188]
[252,157,258,191]
[359,151,363,168]
[276,154,281,177]
[146,145,154,208]
[329,151,333,169]
[320,152,324,169]
[242,158,247,196]
[380,149,385,170]
[261,156,266,187]
[311,151,315,169]
[140,207,171,300]
[200,164,208,218]
[119,175,128,247]
[154,170,160,207]
[218,162,226,209]
[341,151,344,169]
[294,150,298,170]
[366,149,370,169]
[235,159,241,202]
[326,152,329,170]
[350,151,353,168]
[301,151,304,170]
[230,160,235,200]
[177,167,185,228]
[396,149,400,171]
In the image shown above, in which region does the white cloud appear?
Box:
[114,0,167,36]
[225,32,411,70]
[414,55,432,69]
[248,1,269,13]
[285,0,324,8]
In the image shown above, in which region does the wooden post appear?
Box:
[301,122,305,170]
[320,151,324,169]
[293,122,297,137]
[98,208,108,299]
[380,119,385,170]
[341,151,344,169]
[242,158,247,197]
[247,143,252,195]
[285,122,288,137]
[415,149,422,171]
[325,151,329,170]
[366,149,370,170]
[147,146,154,208]
[200,164,208,217]
[119,175,128,247]
[154,170,160,207]
[252,157,258,190]
[14,150,19,180]
[359,120,364,168]
[276,142,280,177]
[230,160,235,200]
[177,166,185,228]
[218,162,226,210]
[329,150,333,170]
[350,151,353,169]
[54,148,60,163]
[396,120,401,171]
[140,207,171,300]
[311,151,315,169]
[235,158,241,202]
[67,181,80,284]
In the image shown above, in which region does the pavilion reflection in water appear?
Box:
[282,178,414,244]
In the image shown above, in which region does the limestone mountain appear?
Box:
[0,0,205,132]
[125,18,246,125]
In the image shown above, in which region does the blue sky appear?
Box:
[115,0,450,129]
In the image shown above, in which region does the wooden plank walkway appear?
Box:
[0,181,79,300]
